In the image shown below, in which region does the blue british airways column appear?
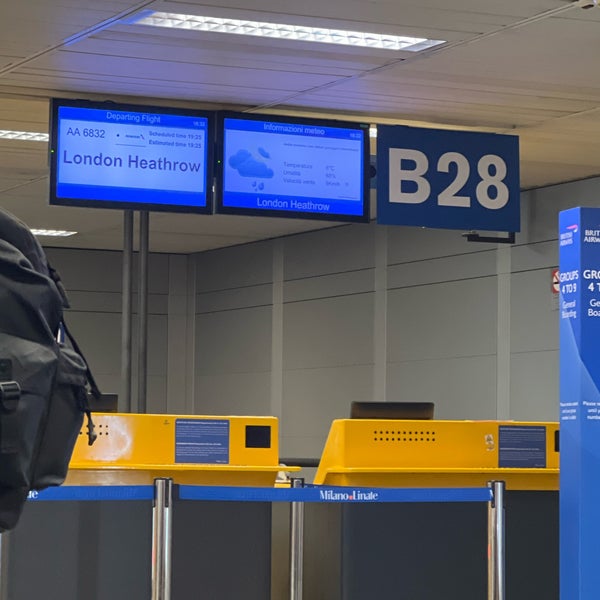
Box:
[559,207,600,599]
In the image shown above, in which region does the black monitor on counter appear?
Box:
[350,402,435,420]
[216,111,370,222]
[49,98,214,213]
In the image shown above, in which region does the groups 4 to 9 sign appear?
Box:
[376,125,520,232]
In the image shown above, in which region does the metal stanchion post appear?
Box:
[487,480,506,600]
[289,478,305,600]
[0,532,8,600]
[152,478,173,600]
[120,210,133,413]
[138,210,149,413]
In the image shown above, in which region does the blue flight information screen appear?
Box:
[51,103,212,212]
[219,116,368,222]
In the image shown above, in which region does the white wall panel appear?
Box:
[511,240,557,272]
[387,226,496,264]
[44,248,176,412]
[281,435,328,460]
[388,250,496,289]
[195,306,272,375]
[510,350,558,422]
[146,375,167,415]
[282,365,373,441]
[511,270,558,353]
[386,356,497,419]
[195,372,271,415]
[46,247,123,292]
[284,270,374,303]
[196,284,273,313]
[64,311,122,376]
[196,241,273,292]
[284,224,375,280]
[526,176,600,243]
[283,294,374,370]
[67,291,167,315]
[387,278,497,362]
[45,248,170,294]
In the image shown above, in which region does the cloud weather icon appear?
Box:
[228,149,274,178]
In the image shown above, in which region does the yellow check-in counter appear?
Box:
[67,412,298,486]
[314,419,559,490]
[308,418,560,600]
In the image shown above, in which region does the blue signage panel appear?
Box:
[376,125,520,232]
[559,207,600,599]
[175,419,230,464]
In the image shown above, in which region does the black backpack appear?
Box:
[0,207,98,531]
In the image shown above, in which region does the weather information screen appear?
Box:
[50,102,212,213]
[219,116,368,222]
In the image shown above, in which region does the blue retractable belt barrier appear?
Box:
[177,485,493,503]
[28,485,155,502]
[28,484,493,504]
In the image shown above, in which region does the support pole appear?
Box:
[120,210,134,413]
[152,478,173,600]
[488,480,506,600]
[138,211,149,413]
[289,478,305,600]
[0,532,9,600]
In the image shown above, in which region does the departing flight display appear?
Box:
[49,99,214,213]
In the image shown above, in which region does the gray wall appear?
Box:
[38,176,600,600]
[43,175,600,459]
[44,248,195,414]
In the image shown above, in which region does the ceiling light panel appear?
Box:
[0,130,48,142]
[31,229,77,237]
[131,12,444,52]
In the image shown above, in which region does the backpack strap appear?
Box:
[47,263,71,309]
[60,320,101,400]
[61,320,99,446]
[47,264,100,445]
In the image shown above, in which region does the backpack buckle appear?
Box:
[0,381,20,413]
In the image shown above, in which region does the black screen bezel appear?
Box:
[215,111,370,223]
[48,98,215,214]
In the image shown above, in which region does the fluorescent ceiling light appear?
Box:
[131,12,444,52]
[0,130,48,142]
[31,229,77,237]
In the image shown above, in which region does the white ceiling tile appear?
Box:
[0,0,599,251]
